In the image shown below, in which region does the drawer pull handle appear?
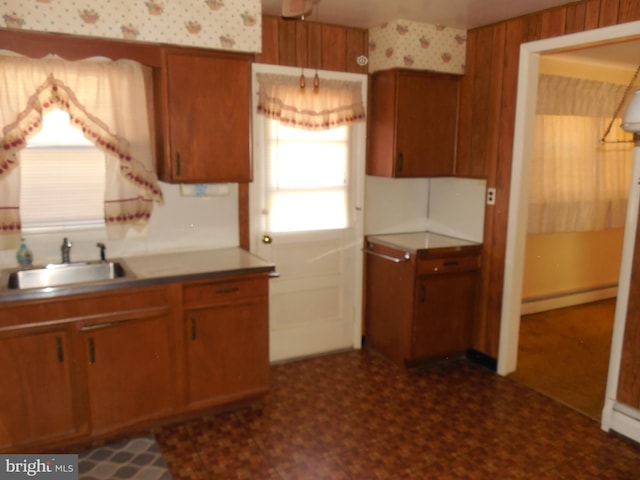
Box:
[362,248,411,263]
[420,284,426,303]
[80,319,129,332]
[191,317,197,340]
[56,336,64,363]
[443,261,460,267]
[215,286,240,294]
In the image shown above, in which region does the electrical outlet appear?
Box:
[487,188,496,205]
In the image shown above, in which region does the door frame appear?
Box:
[499,20,640,439]
[249,62,368,357]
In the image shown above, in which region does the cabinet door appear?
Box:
[186,301,269,407]
[164,51,251,182]
[0,329,80,450]
[395,71,460,177]
[413,270,478,361]
[367,69,460,178]
[81,313,175,434]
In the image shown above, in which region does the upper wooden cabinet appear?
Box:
[158,49,253,183]
[367,69,461,178]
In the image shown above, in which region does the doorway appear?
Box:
[507,54,633,420]
[497,20,640,436]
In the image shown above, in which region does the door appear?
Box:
[250,64,367,362]
[186,302,269,406]
[81,313,175,434]
[0,328,80,449]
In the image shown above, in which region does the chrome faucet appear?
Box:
[61,237,72,263]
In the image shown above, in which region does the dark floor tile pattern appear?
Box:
[154,350,640,479]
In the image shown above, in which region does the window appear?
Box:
[264,119,350,232]
[19,109,106,232]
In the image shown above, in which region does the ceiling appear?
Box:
[262,0,640,69]
[261,0,578,30]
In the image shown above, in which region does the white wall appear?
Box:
[364,176,430,235]
[0,182,239,268]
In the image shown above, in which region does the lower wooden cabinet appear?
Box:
[183,275,270,409]
[0,272,271,452]
[365,240,481,366]
[81,312,175,434]
[0,327,83,450]
[186,303,269,406]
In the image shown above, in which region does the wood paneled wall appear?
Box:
[458,0,640,359]
[256,15,368,74]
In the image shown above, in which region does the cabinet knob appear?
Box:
[262,235,273,244]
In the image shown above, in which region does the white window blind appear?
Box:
[19,110,106,232]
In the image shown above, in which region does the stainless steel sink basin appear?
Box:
[5,261,128,290]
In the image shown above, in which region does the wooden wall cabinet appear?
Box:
[159,49,253,183]
[365,241,480,366]
[367,69,461,178]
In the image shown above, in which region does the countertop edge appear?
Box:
[0,248,275,303]
[366,231,482,254]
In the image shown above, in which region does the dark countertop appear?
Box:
[366,231,482,254]
[0,247,275,303]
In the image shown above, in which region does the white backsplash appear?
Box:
[427,177,487,242]
[0,182,239,269]
[364,176,430,235]
[365,175,486,242]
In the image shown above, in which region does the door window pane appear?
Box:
[265,120,350,233]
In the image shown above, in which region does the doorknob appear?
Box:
[262,235,272,244]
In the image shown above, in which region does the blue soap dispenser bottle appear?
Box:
[16,238,33,269]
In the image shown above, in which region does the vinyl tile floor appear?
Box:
[152,349,640,479]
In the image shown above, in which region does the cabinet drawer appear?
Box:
[183,275,268,308]
[417,255,480,275]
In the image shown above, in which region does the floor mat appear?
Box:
[79,435,172,480]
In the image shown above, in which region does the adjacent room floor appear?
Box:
[509,299,616,420]
[147,349,638,479]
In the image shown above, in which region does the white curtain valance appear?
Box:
[256,72,365,130]
[536,74,631,118]
[0,53,163,244]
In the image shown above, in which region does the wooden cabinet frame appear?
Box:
[0,272,270,453]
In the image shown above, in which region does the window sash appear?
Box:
[19,147,106,232]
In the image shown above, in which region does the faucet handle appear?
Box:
[62,237,72,247]
[96,243,106,262]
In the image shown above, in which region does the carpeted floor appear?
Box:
[509,299,615,420]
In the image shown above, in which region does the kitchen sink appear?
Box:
[5,261,129,290]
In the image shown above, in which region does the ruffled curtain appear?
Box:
[528,75,633,233]
[0,52,163,247]
[256,72,365,130]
